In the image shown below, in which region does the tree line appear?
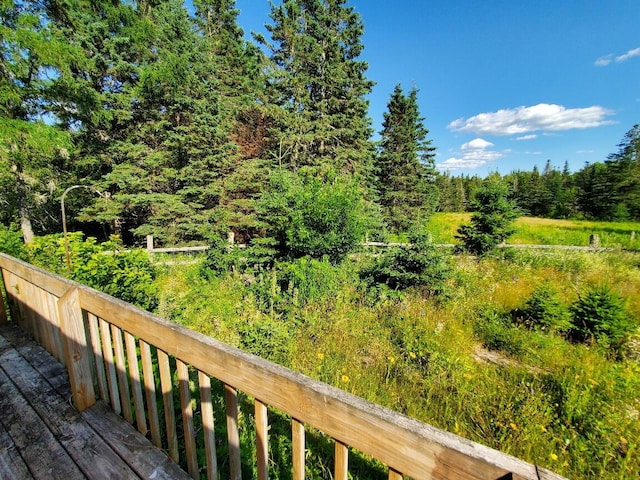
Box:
[438,124,640,221]
[1,1,638,250]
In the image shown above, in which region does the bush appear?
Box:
[0,225,27,259]
[361,230,452,296]
[569,285,635,358]
[257,169,374,264]
[27,234,158,311]
[514,283,572,333]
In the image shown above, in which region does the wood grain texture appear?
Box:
[0,417,33,479]
[99,317,120,414]
[86,313,108,402]
[124,331,147,436]
[388,468,403,480]
[0,275,8,325]
[158,349,179,462]
[141,340,162,448]
[111,324,133,423]
[177,359,199,479]
[0,335,136,479]
[255,399,269,480]
[335,440,348,480]
[292,419,305,480]
[225,384,242,480]
[198,371,218,480]
[82,401,192,480]
[57,287,95,411]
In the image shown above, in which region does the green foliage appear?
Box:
[26,233,157,311]
[473,308,527,356]
[361,230,452,295]
[0,224,27,259]
[258,169,372,264]
[377,84,438,232]
[455,178,520,255]
[569,285,635,358]
[515,283,572,333]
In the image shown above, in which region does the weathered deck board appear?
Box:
[0,323,191,480]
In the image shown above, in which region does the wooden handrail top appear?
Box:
[0,253,564,480]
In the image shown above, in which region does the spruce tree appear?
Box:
[258,0,375,176]
[377,84,438,233]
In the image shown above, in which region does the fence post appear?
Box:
[58,287,96,411]
[589,234,600,249]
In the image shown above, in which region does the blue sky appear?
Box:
[234,0,640,176]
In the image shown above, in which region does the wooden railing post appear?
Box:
[57,287,96,411]
[0,274,8,325]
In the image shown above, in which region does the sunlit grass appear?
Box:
[427,213,640,249]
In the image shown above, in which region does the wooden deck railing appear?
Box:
[0,253,564,480]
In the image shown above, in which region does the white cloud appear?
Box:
[595,54,613,67]
[447,103,614,136]
[437,137,502,171]
[616,47,640,63]
[595,47,640,66]
[516,134,537,141]
[462,138,494,150]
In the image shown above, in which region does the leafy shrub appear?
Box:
[473,308,526,356]
[250,256,352,314]
[361,230,452,296]
[569,285,635,358]
[27,234,158,311]
[514,283,572,333]
[257,169,373,264]
[0,225,27,259]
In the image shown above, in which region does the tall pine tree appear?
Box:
[377,84,437,232]
[258,0,375,176]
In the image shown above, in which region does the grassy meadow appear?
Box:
[155,217,640,479]
[427,213,640,250]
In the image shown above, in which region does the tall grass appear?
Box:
[156,247,640,479]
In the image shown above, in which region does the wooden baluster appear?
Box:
[86,313,108,402]
[177,359,199,478]
[255,399,269,480]
[292,419,305,480]
[335,440,348,480]
[225,384,242,480]
[389,468,403,480]
[198,371,218,480]
[111,324,133,423]
[124,331,147,436]
[0,274,8,325]
[158,349,179,462]
[99,318,120,414]
[140,340,162,448]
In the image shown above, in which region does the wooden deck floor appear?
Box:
[0,323,191,480]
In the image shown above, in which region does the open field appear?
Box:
[427,213,640,249]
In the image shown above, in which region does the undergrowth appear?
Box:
[154,248,640,479]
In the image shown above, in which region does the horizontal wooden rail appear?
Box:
[0,253,565,480]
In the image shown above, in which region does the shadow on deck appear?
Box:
[0,323,189,480]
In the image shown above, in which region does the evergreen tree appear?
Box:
[258,0,375,176]
[455,177,520,256]
[0,0,75,240]
[377,84,437,232]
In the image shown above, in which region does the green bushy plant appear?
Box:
[0,224,27,259]
[361,230,452,296]
[257,169,374,264]
[26,233,158,311]
[514,283,572,333]
[569,285,635,358]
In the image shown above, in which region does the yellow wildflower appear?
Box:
[317,352,325,361]
[341,375,350,383]
[549,453,558,461]
[509,422,518,431]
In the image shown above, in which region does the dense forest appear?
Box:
[2,0,639,248]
